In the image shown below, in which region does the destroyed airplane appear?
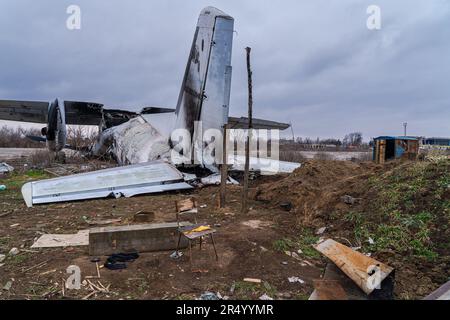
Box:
[0,7,300,207]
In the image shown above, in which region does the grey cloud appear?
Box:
[0,0,449,140]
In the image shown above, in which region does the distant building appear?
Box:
[422,137,450,147]
[373,136,419,164]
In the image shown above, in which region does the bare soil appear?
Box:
[1,157,448,300]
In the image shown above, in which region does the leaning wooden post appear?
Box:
[220,124,228,208]
[242,47,253,214]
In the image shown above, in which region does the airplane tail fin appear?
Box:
[174,7,234,137]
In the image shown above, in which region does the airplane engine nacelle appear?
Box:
[45,99,67,152]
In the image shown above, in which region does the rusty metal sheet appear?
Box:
[314,239,394,295]
[309,280,348,300]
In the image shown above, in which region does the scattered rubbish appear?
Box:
[0,163,14,173]
[243,278,262,284]
[285,251,302,261]
[276,292,292,299]
[8,248,19,256]
[260,246,268,252]
[170,251,184,259]
[10,223,19,228]
[368,237,375,245]
[288,277,305,284]
[314,239,394,295]
[175,198,198,214]
[201,174,239,186]
[200,204,208,209]
[423,280,450,300]
[259,294,274,300]
[182,173,197,182]
[0,185,6,191]
[31,230,89,248]
[80,278,111,299]
[199,292,220,300]
[281,261,288,266]
[229,283,236,295]
[341,195,358,205]
[133,211,155,223]
[279,202,293,212]
[192,269,209,274]
[0,254,5,263]
[104,252,139,271]
[316,227,327,235]
[3,280,12,291]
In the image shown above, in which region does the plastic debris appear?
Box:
[199,292,220,300]
[0,254,5,263]
[8,248,19,256]
[0,163,14,173]
[3,280,12,291]
[288,277,305,284]
[170,251,184,259]
[259,294,274,300]
[0,185,6,192]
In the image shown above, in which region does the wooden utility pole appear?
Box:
[242,47,253,214]
[220,124,228,208]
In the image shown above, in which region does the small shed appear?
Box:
[373,136,419,164]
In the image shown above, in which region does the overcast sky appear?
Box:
[0,0,449,140]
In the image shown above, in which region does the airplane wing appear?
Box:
[228,117,290,130]
[0,100,49,123]
[0,99,106,125]
[21,161,192,207]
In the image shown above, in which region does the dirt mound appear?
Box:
[254,159,450,299]
[254,160,378,219]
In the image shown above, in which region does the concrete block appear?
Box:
[89,222,191,256]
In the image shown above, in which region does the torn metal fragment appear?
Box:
[313,239,394,295]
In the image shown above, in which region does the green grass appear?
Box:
[233,281,278,300]
[0,170,50,197]
[8,253,28,265]
[273,229,320,259]
[342,160,450,262]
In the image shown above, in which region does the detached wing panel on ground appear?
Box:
[21,161,192,207]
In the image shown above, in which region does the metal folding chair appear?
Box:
[174,199,218,268]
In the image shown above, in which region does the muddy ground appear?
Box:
[0,167,321,300]
[0,156,449,300]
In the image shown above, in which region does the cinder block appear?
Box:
[89,222,191,256]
